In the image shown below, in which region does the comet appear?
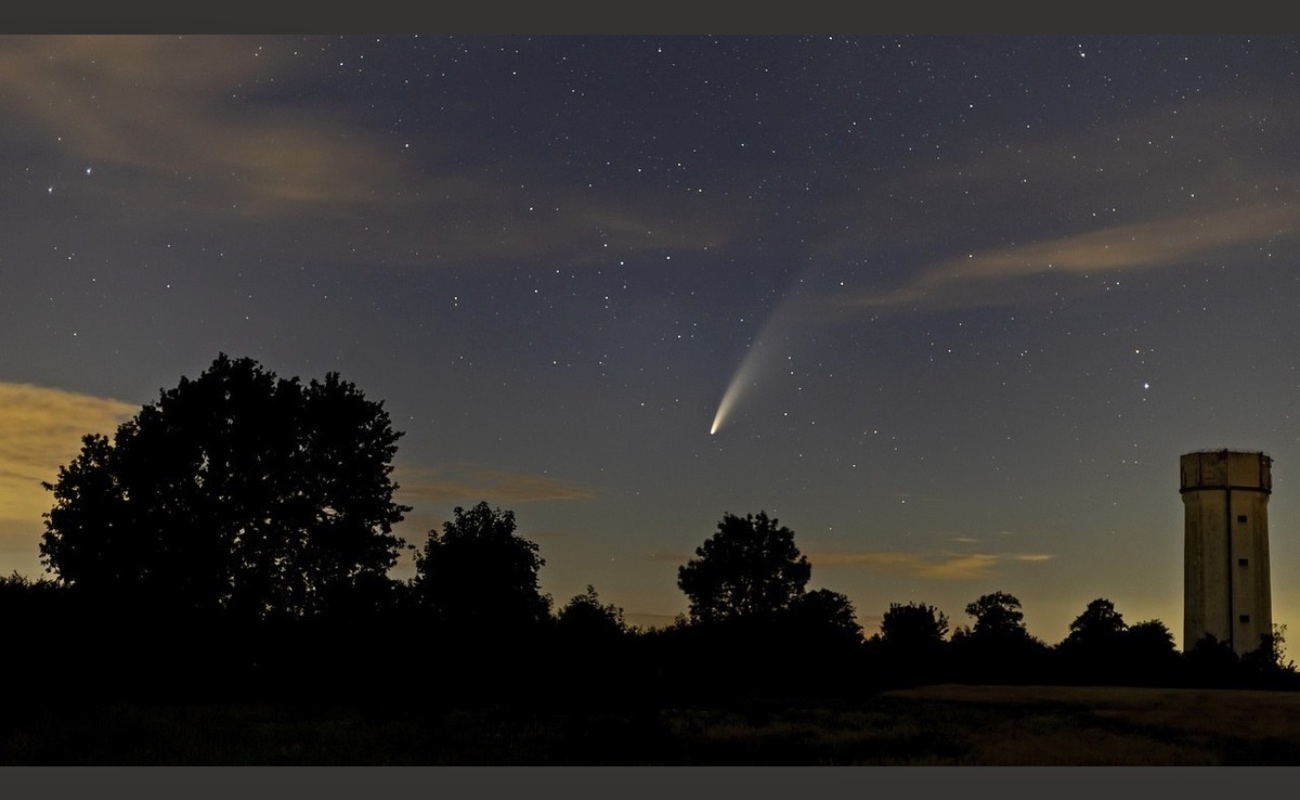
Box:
[710,348,762,434]
[709,282,806,435]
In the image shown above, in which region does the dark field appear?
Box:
[5,684,1300,765]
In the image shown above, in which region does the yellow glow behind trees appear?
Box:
[0,383,135,559]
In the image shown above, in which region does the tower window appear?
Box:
[1238,515,1248,523]
[1239,558,1249,566]
[1240,615,1251,624]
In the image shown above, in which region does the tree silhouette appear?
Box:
[550,585,634,709]
[677,511,811,624]
[0,572,84,705]
[1126,618,1176,653]
[0,570,73,639]
[1121,619,1180,685]
[879,601,950,648]
[556,584,628,641]
[411,501,551,636]
[873,601,951,687]
[1184,633,1240,687]
[1240,624,1298,687]
[1057,598,1130,683]
[784,588,863,648]
[953,591,1046,683]
[765,588,865,696]
[1063,598,1127,646]
[963,591,1031,641]
[39,354,410,620]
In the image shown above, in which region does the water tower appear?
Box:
[1180,450,1272,656]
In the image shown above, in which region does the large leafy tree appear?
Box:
[411,501,551,634]
[40,354,410,619]
[677,511,811,624]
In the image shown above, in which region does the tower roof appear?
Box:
[1180,450,1271,493]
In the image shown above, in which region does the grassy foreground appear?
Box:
[5,685,1300,765]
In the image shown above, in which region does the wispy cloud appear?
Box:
[808,551,1054,581]
[403,193,733,269]
[846,205,1300,313]
[0,37,405,219]
[0,381,136,526]
[802,88,1300,315]
[0,37,734,268]
[393,465,594,504]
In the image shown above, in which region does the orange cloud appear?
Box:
[0,382,136,524]
[0,382,136,575]
[808,551,1054,581]
[393,465,594,504]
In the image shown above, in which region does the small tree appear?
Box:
[1063,598,1127,647]
[1057,598,1130,684]
[1121,619,1179,685]
[556,585,628,641]
[873,601,951,687]
[677,511,811,624]
[412,502,551,635]
[964,591,1032,640]
[1126,619,1176,654]
[1184,633,1240,687]
[0,571,70,626]
[787,588,863,642]
[1241,624,1297,682]
[954,591,1046,683]
[550,585,635,707]
[879,601,950,648]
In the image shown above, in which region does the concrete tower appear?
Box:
[1180,450,1273,655]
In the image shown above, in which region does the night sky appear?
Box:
[4,35,1300,645]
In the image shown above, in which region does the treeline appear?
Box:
[2,561,1294,711]
[1,355,1295,711]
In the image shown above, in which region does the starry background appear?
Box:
[3,35,1300,645]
